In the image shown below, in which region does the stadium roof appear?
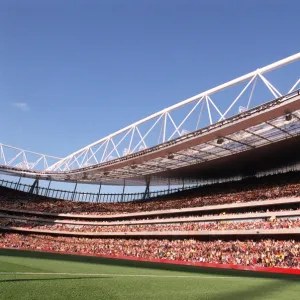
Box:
[1,90,300,185]
[1,53,300,185]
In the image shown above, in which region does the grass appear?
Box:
[0,249,299,300]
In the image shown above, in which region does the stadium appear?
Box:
[1,49,300,299]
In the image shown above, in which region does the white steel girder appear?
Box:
[0,144,61,171]
[47,53,300,172]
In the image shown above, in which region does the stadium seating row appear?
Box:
[1,207,300,224]
[1,217,300,233]
[1,172,300,215]
[1,233,299,269]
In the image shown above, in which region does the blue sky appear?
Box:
[0,0,299,191]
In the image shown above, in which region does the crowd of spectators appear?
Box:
[1,233,299,269]
[1,172,300,215]
[1,217,300,233]
[1,172,300,271]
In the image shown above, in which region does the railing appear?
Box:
[2,160,300,204]
[0,179,202,203]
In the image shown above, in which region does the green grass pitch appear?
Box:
[0,249,299,300]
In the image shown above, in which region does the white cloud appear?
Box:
[12,102,30,112]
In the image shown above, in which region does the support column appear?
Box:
[46,180,52,197]
[71,182,78,201]
[36,179,39,195]
[29,178,39,194]
[143,176,151,200]
[97,182,102,203]
[168,178,170,193]
[121,180,126,202]
[182,178,185,190]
